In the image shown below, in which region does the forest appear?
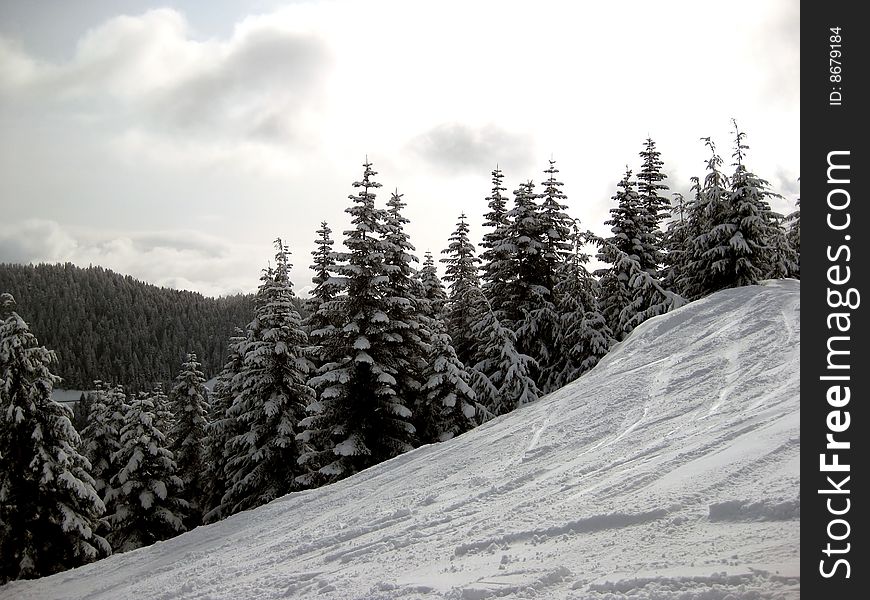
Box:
[0,263,256,389]
[0,124,800,584]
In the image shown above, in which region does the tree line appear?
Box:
[0,263,256,390]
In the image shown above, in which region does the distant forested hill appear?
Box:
[0,262,258,390]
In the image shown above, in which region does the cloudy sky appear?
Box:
[0,0,799,297]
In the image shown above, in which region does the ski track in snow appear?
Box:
[2,280,801,600]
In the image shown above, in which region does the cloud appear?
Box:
[0,220,78,263]
[407,122,536,175]
[2,8,332,150]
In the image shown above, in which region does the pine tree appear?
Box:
[636,137,670,270]
[470,296,539,417]
[440,213,482,366]
[72,391,94,436]
[520,161,575,390]
[683,125,788,298]
[80,381,125,503]
[0,293,110,582]
[305,221,339,367]
[417,331,478,443]
[480,166,512,306]
[785,197,800,277]
[221,240,314,515]
[539,160,574,283]
[499,180,547,329]
[595,169,643,339]
[766,214,800,279]
[661,192,692,294]
[419,251,448,319]
[382,190,431,429]
[202,331,246,523]
[168,353,209,526]
[548,225,614,389]
[104,391,187,552]
[149,384,171,435]
[300,161,416,483]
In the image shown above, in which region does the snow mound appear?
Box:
[2,280,800,600]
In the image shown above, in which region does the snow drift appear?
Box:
[2,280,800,600]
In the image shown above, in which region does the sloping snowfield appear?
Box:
[3,280,800,600]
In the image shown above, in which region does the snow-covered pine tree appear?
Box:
[636,137,670,272]
[661,192,692,294]
[595,169,645,339]
[499,180,547,330]
[80,381,116,499]
[382,190,431,432]
[480,166,512,307]
[470,294,539,418]
[766,214,800,280]
[683,125,788,298]
[71,390,94,436]
[417,331,479,443]
[440,213,483,366]
[221,240,314,515]
[168,353,209,526]
[616,249,685,332]
[104,390,187,552]
[679,139,731,299]
[785,197,800,277]
[522,161,574,391]
[0,293,111,582]
[305,221,340,368]
[419,251,448,320]
[150,384,172,435]
[539,160,574,281]
[547,224,614,389]
[299,161,416,483]
[202,331,246,523]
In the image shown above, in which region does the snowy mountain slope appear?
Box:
[2,280,800,600]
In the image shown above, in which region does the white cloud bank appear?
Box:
[0,0,799,296]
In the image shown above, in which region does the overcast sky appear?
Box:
[0,0,799,297]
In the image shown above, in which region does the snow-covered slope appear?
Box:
[3,281,800,600]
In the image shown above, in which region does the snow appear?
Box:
[1,280,800,600]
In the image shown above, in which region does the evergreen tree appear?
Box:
[0,293,110,582]
[221,240,314,515]
[683,125,787,298]
[382,190,431,429]
[80,381,122,501]
[548,225,614,389]
[202,331,246,523]
[305,221,339,367]
[595,169,643,339]
[440,213,482,366]
[539,160,574,282]
[767,214,800,279]
[104,391,187,552]
[480,166,512,306]
[168,353,209,526]
[150,383,172,437]
[417,331,478,443]
[636,137,670,270]
[72,391,94,436]
[520,161,574,390]
[419,251,448,319]
[785,197,800,277]
[500,180,547,329]
[300,161,416,484]
[661,192,691,293]
[470,296,539,417]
